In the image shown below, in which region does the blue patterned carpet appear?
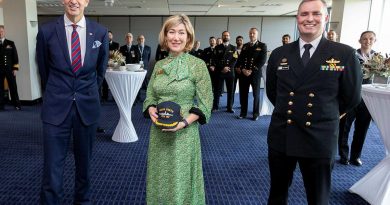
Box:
[0,92,383,204]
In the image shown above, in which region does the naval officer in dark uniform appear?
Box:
[236,28,267,121]
[202,36,218,94]
[213,31,237,113]
[0,25,21,110]
[266,0,362,204]
[101,31,120,102]
[119,32,138,64]
[155,44,169,62]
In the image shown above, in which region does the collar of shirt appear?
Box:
[299,35,322,57]
[0,38,4,43]
[223,43,229,47]
[64,14,86,29]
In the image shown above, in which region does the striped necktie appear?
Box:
[71,24,82,73]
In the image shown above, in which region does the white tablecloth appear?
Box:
[260,64,274,116]
[349,84,390,205]
[105,70,146,143]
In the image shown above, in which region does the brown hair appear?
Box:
[158,14,195,52]
[360,31,376,39]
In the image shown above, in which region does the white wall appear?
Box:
[338,0,371,49]
[39,15,296,53]
[261,17,297,51]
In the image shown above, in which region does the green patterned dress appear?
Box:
[143,52,213,204]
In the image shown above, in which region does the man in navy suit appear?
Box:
[36,0,108,204]
[134,34,151,72]
[266,0,362,204]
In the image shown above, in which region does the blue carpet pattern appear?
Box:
[0,91,384,204]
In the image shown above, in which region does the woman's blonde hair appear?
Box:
[158,14,195,52]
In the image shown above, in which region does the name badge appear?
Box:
[278,66,289,70]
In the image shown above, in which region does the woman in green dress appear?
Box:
[143,14,213,204]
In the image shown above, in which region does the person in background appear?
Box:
[282,34,291,45]
[134,34,151,103]
[108,30,119,51]
[119,32,137,64]
[155,44,169,61]
[236,28,267,121]
[327,29,338,42]
[143,14,212,204]
[233,35,244,104]
[0,25,21,111]
[202,36,218,94]
[101,30,119,102]
[213,31,237,113]
[338,31,376,166]
[216,37,223,45]
[36,0,109,204]
[266,0,362,204]
[135,34,151,71]
[189,40,203,59]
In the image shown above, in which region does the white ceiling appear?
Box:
[36,0,332,16]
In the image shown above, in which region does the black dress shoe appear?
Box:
[96,127,106,133]
[226,109,235,113]
[350,158,362,166]
[252,116,259,121]
[339,158,350,165]
[237,115,246,119]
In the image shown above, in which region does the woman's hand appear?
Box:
[148,106,158,123]
[162,121,186,132]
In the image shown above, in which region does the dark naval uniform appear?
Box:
[338,48,374,165]
[155,44,169,62]
[202,46,218,93]
[213,43,237,112]
[109,40,119,51]
[0,39,21,110]
[119,44,138,64]
[101,40,120,101]
[236,40,267,119]
[189,48,203,59]
[266,38,362,205]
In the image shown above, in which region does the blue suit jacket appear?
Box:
[36,16,109,126]
[133,44,151,70]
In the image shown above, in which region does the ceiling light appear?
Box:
[105,0,114,7]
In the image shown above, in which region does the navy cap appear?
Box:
[155,101,183,129]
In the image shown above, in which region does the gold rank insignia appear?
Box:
[233,51,238,59]
[321,58,344,71]
[256,48,262,51]
[277,58,289,70]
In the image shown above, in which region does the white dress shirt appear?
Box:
[299,34,322,58]
[64,14,86,66]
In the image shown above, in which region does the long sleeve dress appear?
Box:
[143,52,213,204]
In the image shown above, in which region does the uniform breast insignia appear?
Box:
[256,48,262,51]
[277,58,289,70]
[321,58,344,71]
[233,51,238,59]
[6,45,12,49]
